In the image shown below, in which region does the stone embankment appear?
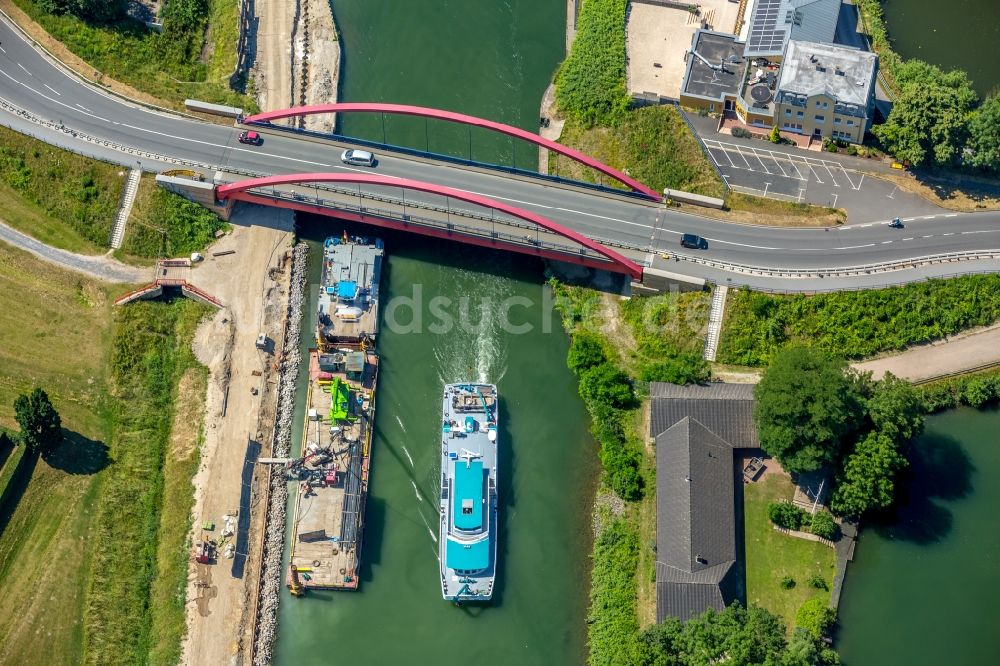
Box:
[293,0,340,132]
[251,241,308,665]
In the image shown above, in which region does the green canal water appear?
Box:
[881,0,1000,96]
[275,2,594,665]
[836,407,1000,665]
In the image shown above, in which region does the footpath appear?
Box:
[853,323,1000,383]
[0,219,146,283]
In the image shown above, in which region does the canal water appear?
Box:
[836,407,1000,665]
[881,0,1000,96]
[331,0,565,168]
[275,2,594,665]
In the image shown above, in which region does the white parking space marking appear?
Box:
[732,145,754,170]
[823,164,840,187]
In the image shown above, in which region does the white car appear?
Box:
[340,149,376,167]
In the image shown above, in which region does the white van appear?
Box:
[340,149,376,167]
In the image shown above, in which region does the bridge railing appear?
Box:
[237,185,627,266]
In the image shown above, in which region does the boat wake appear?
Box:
[433,267,510,385]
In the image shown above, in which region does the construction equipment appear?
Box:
[195,540,215,564]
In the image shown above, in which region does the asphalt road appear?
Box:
[1,14,999,290]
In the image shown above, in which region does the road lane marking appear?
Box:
[945,214,958,218]
[43,83,60,96]
[922,235,934,238]
[17,63,29,75]
[0,45,6,54]
[902,237,913,241]
[942,232,955,236]
[881,240,893,244]
[76,103,90,112]
[834,244,876,249]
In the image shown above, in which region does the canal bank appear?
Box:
[835,407,1000,665]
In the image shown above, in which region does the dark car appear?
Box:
[680,233,708,250]
[238,130,262,146]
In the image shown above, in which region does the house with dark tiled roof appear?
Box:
[651,383,758,622]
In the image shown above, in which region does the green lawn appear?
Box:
[744,474,836,631]
[0,124,125,254]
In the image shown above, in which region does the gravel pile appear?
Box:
[253,242,308,665]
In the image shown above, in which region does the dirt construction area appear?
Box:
[176,204,296,665]
[626,0,742,99]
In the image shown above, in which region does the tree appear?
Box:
[796,598,836,638]
[867,372,925,442]
[966,94,1000,173]
[830,432,906,517]
[872,60,978,167]
[579,363,634,408]
[782,628,841,665]
[161,0,209,34]
[567,331,606,374]
[753,345,866,473]
[770,125,782,144]
[13,388,62,455]
[39,0,129,22]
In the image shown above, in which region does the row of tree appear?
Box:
[636,603,840,666]
[753,345,925,518]
[873,59,1000,172]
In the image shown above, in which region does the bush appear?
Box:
[718,276,1000,366]
[554,0,631,126]
[796,597,836,638]
[767,501,807,530]
[808,510,838,540]
[567,330,607,374]
[123,188,226,258]
[579,363,634,409]
[846,144,859,156]
[920,370,1000,413]
[769,125,781,144]
[808,572,829,590]
[731,126,753,139]
[587,518,641,664]
[780,576,796,590]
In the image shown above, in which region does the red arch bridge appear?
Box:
[215,173,646,279]
[240,102,661,200]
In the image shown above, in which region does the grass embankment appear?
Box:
[118,175,228,261]
[717,275,1000,366]
[12,0,253,110]
[86,299,209,665]
[552,281,712,663]
[744,475,835,630]
[0,124,125,254]
[552,107,726,198]
[0,241,209,664]
[680,192,846,227]
[0,243,115,664]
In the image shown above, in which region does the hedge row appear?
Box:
[555,0,631,126]
[718,276,1000,366]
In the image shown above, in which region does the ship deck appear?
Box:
[288,349,377,590]
[317,240,382,345]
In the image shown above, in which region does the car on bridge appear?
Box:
[238,130,262,146]
[340,149,376,167]
[680,233,708,250]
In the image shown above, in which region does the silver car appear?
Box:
[340,149,376,167]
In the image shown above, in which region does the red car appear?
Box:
[238,130,262,145]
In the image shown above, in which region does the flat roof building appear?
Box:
[679,30,746,112]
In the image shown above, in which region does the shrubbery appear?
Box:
[809,510,838,540]
[122,188,226,258]
[796,598,836,638]
[718,276,1000,366]
[767,501,806,530]
[920,370,1000,412]
[554,0,631,126]
[587,517,641,665]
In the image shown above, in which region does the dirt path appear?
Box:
[253,0,297,112]
[179,204,295,666]
[0,220,147,283]
[853,323,1000,383]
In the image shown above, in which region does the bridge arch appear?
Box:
[240,103,661,200]
[216,173,644,278]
